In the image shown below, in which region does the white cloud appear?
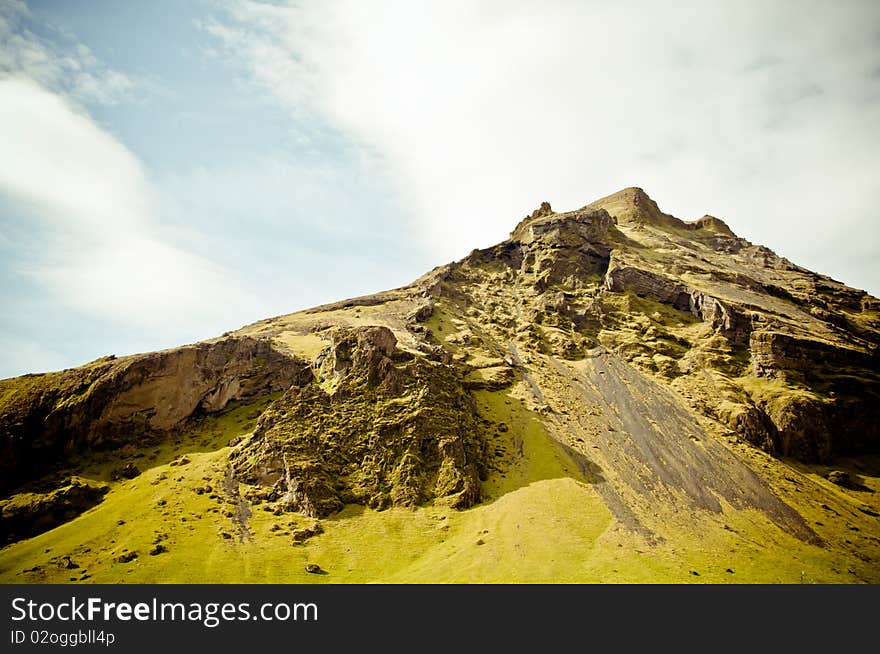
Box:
[0,77,255,336]
[0,1,133,105]
[211,0,880,294]
[0,77,145,234]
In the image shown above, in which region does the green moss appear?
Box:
[738,375,827,409]
[422,301,460,347]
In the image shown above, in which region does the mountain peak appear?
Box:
[508,199,612,243]
[514,201,554,227]
[585,187,738,237]
[614,186,654,204]
[587,186,677,228]
[507,187,739,244]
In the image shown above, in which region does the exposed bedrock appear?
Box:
[741,331,880,461]
[731,393,879,463]
[604,263,692,310]
[749,331,877,382]
[604,260,751,344]
[0,337,310,494]
[465,206,615,287]
[229,326,486,517]
[0,478,109,545]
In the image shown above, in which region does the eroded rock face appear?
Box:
[97,337,310,432]
[605,263,692,311]
[604,261,752,344]
[502,208,615,287]
[229,326,486,517]
[743,330,880,460]
[2,184,878,528]
[600,259,879,461]
[511,206,614,246]
[685,215,735,236]
[0,337,310,494]
[317,326,398,383]
[749,331,875,382]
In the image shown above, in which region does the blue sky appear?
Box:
[1,0,879,378]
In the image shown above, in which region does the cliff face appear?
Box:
[0,336,310,494]
[1,187,878,557]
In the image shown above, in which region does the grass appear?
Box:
[272,331,328,360]
[0,389,611,583]
[422,302,461,348]
[738,375,829,412]
[61,394,279,485]
[2,382,876,584]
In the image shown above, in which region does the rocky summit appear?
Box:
[1,188,878,583]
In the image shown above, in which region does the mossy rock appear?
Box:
[230,326,487,517]
[0,479,110,545]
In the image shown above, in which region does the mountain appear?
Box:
[1,188,878,583]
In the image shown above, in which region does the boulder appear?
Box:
[115,551,138,564]
[409,301,435,323]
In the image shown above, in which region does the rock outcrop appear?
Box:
[429,187,879,464]
[0,336,309,493]
[604,263,692,311]
[0,478,109,545]
[749,331,876,382]
[229,326,486,516]
[604,260,752,344]
[686,214,735,236]
[743,330,880,459]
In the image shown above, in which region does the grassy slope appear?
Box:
[0,390,612,583]
[2,381,877,583]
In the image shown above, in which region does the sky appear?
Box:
[1,0,879,378]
